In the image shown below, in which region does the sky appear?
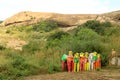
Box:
[0,0,120,20]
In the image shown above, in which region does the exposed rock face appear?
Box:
[1,10,120,27]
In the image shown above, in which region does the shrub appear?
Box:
[104,27,120,36]
[22,40,41,54]
[76,28,100,41]
[78,20,112,35]
[33,20,58,32]
[25,26,33,32]
[28,32,43,39]
[16,27,24,32]
[46,39,60,48]
[46,31,69,48]
[5,29,11,33]
[43,53,61,74]
[0,45,5,50]
[80,20,101,34]
[63,38,104,53]
[47,31,69,41]
[4,53,40,79]
[101,21,112,27]
[101,53,108,66]
[47,28,104,53]
[47,63,61,73]
[75,28,105,59]
[0,73,7,80]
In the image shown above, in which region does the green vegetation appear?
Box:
[0,45,5,50]
[32,20,58,32]
[0,20,120,79]
[78,20,112,35]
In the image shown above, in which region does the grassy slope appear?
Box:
[0,26,63,80]
[0,22,120,79]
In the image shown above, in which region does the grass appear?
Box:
[0,54,11,66]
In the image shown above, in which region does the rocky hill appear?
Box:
[1,10,120,27]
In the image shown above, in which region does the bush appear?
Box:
[22,40,41,54]
[3,52,40,79]
[48,31,69,41]
[78,20,112,35]
[33,20,58,32]
[43,55,61,74]
[105,27,120,36]
[63,38,104,53]
[25,26,33,32]
[80,20,102,34]
[0,45,5,50]
[101,21,112,27]
[101,54,108,66]
[76,28,100,41]
[0,73,8,80]
[47,63,61,73]
[5,29,11,33]
[46,31,69,48]
[47,28,104,53]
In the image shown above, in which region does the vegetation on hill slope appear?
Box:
[0,20,120,80]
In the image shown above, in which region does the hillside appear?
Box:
[1,10,120,27]
[0,10,120,80]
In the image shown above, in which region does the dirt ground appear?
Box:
[24,69,120,80]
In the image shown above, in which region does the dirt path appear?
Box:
[24,69,120,80]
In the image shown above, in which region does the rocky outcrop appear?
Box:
[1,10,120,27]
[1,11,97,27]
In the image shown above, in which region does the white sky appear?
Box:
[0,0,120,20]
